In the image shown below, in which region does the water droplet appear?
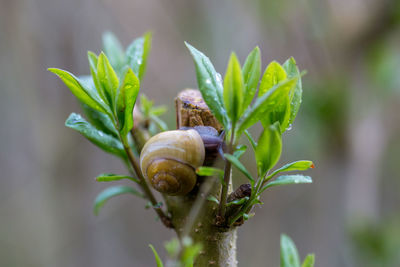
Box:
[205,79,211,84]
[215,73,222,83]
[137,59,142,65]
[286,124,292,131]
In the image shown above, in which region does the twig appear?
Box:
[122,143,173,228]
[218,132,235,221]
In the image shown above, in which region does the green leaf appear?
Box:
[233,145,247,159]
[242,46,261,109]
[259,61,287,96]
[262,94,291,132]
[255,123,282,177]
[283,57,302,126]
[164,238,180,258]
[244,130,257,151]
[270,161,314,178]
[126,32,152,80]
[116,68,140,137]
[223,52,244,123]
[237,77,298,135]
[262,175,312,193]
[185,42,229,128]
[94,185,143,215]
[196,166,224,176]
[280,234,301,267]
[87,52,107,102]
[150,114,169,132]
[65,113,125,157]
[149,245,164,267]
[181,238,202,267]
[196,167,224,185]
[224,154,254,183]
[81,103,118,138]
[302,254,315,267]
[96,173,138,183]
[227,196,249,206]
[48,68,107,113]
[150,106,167,116]
[78,75,118,137]
[207,195,220,204]
[259,61,291,131]
[97,52,120,107]
[102,32,125,70]
[140,94,153,116]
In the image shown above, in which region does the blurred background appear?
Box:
[1,0,400,266]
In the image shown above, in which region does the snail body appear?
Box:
[140,129,205,195]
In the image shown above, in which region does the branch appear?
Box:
[122,142,173,228]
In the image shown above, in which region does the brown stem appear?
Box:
[218,132,235,222]
[123,144,173,228]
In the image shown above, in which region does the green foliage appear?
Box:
[255,122,282,177]
[281,234,301,267]
[116,69,140,137]
[242,47,261,109]
[196,166,225,185]
[259,61,287,96]
[224,153,254,184]
[51,33,315,265]
[223,52,244,124]
[261,175,312,194]
[283,57,303,126]
[139,94,169,132]
[95,173,138,183]
[237,77,297,135]
[94,186,144,215]
[185,42,229,128]
[186,43,313,227]
[48,68,108,113]
[149,237,202,267]
[126,32,152,81]
[97,52,120,107]
[270,161,314,176]
[233,144,247,159]
[281,234,315,267]
[102,32,125,71]
[149,245,164,267]
[65,113,125,157]
[301,254,315,267]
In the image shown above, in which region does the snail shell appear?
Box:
[140,129,205,195]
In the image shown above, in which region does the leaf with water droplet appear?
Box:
[237,77,297,135]
[260,174,312,193]
[126,32,152,81]
[102,32,126,71]
[242,46,261,110]
[116,68,140,137]
[283,57,303,127]
[97,52,119,108]
[185,42,229,128]
[48,68,109,114]
[65,113,125,158]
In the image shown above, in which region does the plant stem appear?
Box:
[218,131,235,221]
[122,142,173,228]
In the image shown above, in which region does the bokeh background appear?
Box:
[1,0,400,266]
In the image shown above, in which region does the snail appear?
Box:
[140,126,224,196]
